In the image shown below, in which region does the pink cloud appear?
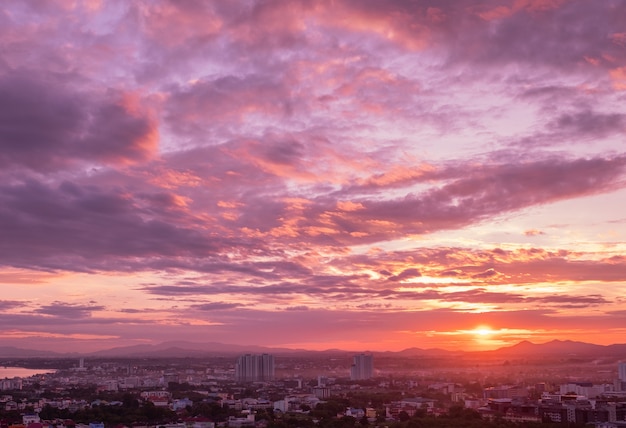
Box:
[137,1,223,48]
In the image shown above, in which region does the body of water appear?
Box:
[0,367,55,378]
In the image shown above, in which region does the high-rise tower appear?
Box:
[350,353,373,380]
[619,362,626,381]
[235,354,275,382]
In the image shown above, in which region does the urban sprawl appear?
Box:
[2,353,626,428]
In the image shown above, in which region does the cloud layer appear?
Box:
[1,0,625,352]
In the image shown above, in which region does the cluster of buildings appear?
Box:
[385,397,436,419]
[0,380,22,392]
[479,393,626,425]
[233,353,374,383]
[1,353,375,393]
[471,362,626,427]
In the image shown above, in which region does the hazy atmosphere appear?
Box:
[1,0,626,353]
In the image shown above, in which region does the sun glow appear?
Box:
[472,326,496,336]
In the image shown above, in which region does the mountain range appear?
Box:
[486,339,626,356]
[1,339,626,359]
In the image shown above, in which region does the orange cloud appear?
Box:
[476,0,566,21]
[610,67,626,90]
[147,168,203,189]
[524,229,546,236]
[337,201,364,211]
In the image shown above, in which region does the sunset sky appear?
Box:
[1,0,626,354]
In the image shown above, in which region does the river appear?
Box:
[0,367,56,378]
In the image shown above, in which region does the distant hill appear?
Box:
[386,347,459,357]
[488,339,626,357]
[0,346,63,358]
[87,341,309,357]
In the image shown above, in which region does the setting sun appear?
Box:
[473,326,496,336]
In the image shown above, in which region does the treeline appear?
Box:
[0,395,588,428]
[30,401,177,426]
[0,397,232,426]
[266,401,586,428]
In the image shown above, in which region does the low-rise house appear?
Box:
[183,417,215,428]
[227,414,255,428]
[385,397,435,419]
[171,398,193,411]
[23,415,41,426]
[344,408,364,419]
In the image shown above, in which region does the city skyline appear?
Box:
[1,1,626,353]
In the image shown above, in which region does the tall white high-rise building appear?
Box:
[235,354,275,382]
[350,353,374,380]
[618,362,626,381]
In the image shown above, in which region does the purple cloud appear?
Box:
[34,302,106,319]
[0,74,157,171]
